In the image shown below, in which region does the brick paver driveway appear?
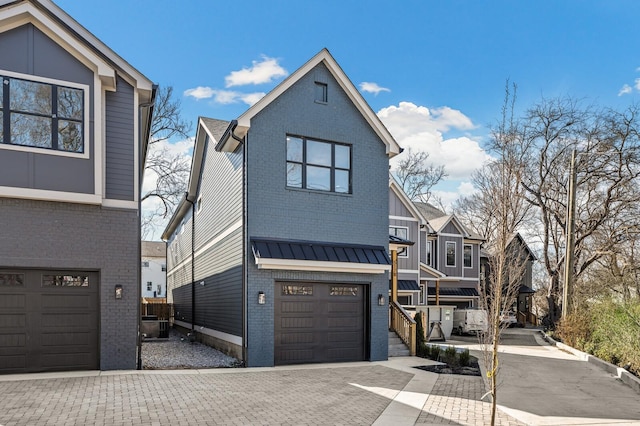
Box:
[0,365,412,426]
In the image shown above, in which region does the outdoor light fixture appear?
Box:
[378,294,385,306]
[258,291,266,305]
[115,284,123,299]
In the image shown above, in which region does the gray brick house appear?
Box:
[163,49,401,367]
[0,0,155,373]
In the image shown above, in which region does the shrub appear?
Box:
[442,346,458,366]
[458,348,471,367]
[429,345,441,361]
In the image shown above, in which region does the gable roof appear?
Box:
[413,201,483,241]
[216,48,401,157]
[0,0,156,165]
[388,174,429,228]
[161,117,229,240]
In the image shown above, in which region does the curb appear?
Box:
[539,330,640,394]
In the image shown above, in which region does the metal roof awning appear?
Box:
[389,279,420,291]
[427,286,479,297]
[519,285,536,294]
[251,238,391,274]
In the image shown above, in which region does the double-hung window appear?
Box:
[446,241,456,267]
[389,226,409,257]
[286,136,351,194]
[463,244,472,268]
[1,73,85,153]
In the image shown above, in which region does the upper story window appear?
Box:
[389,226,409,257]
[161,264,167,272]
[141,261,150,268]
[1,73,85,153]
[446,241,456,267]
[286,136,351,194]
[426,240,433,267]
[463,244,472,268]
[315,82,328,103]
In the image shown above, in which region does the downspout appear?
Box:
[239,124,248,366]
[185,193,196,341]
[137,85,157,370]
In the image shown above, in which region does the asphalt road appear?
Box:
[449,328,640,425]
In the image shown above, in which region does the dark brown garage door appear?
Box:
[0,270,99,374]
[274,282,367,365]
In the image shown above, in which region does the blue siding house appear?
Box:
[389,176,485,309]
[164,49,401,367]
[0,0,155,373]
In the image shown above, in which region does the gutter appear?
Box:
[184,193,196,341]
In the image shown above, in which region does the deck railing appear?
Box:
[390,301,416,356]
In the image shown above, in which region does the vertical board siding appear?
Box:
[0,24,95,194]
[389,190,413,217]
[105,76,135,200]
[439,236,463,277]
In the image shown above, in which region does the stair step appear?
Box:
[388,330,411,357]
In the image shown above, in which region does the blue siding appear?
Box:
[0,24,95,194]
[105,76,135,200]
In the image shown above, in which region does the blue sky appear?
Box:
[57,0,640,212]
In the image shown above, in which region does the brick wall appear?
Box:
[0,198,139,370]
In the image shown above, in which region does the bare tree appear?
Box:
[519,99,640,323]
[395,148,446,202]
[468,82,532,424]
[141,86,192,239]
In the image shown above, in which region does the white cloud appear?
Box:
[378,102,490,180]
[634,78,640,91]
[359,82,390,95]
[142,138,193,196]
[618,84,633,96]
[183,86,216,100]
[433,182,477,212]
[225,55,288,87]
[183,87,265,106]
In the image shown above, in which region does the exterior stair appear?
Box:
[388,330,411,357]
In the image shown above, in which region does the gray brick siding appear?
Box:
[0,198,139,370]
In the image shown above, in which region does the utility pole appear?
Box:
[562,149,577,319]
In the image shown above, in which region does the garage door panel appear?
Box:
[0,269,99,374]
[0,294,26,309]
[41,313,95,329]
[0,354,26,370]
[41,332,91,346]
[280,301,314,313]
[41,352,93,369]
[40,294,93,309]
[0,333,27,347]
[275,282,366,365]
[0,313,26,329]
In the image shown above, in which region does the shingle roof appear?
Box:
[200,117,230,141]
[141,241,166,257]
[413,202,446,221]
[251,238,390,265]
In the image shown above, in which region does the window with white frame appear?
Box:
[286,135,351,193]
[426,240,433,267]
[389,226,409,257]
[161,264,167,272]
[446,241,456,267]
[146,281,152,291]
[141,261,149,268]
[419,283,425,305]
[463,244,472,268]
[156,284,162,295]
[1,73,85,153]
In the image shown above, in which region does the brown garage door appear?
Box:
[274,282,367,365]
[0,270,99,374]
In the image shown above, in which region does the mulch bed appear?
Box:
[414,360,482,376]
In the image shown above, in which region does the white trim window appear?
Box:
[426,240,433,267]
[389,226,409,257]
[446,241,456,267]
[1,71,87,155]
[463,244,472,268]
[286,135,351,194]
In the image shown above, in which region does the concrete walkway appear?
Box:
[0,330,638,425]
